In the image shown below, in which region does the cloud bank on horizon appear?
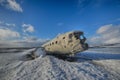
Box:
[0,21,36,41]
[90,24,120,44]
[0,28,20,40]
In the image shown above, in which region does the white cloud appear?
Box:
[0,0,23,12]
[90,24,120,44]
[23,36,38,42]
[0,28,20,40]
[0,21,16,29]
[5,23,16,27]
[97,24,113,34]
[22,24,35,33]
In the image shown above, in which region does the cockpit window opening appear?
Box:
[63,37,65,39]
[80,35,84,39]
[80,35,86,44]
[80,35,86,40]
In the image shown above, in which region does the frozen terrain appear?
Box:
[0,47,120,80]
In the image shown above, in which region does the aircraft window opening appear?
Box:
[56,41,58,44]
[80,35,83,39]
[63,37,65,39]
[52,42,54,45]
[69,33,73,38]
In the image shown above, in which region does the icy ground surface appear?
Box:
[0,48,120,80]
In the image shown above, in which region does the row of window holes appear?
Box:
[49,36,65,46]
[47,37,67,50]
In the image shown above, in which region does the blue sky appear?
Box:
[0,0,120,44]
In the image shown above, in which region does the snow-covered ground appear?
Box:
[0,47,120,80]
[81,48,120,80]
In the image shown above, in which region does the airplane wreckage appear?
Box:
[27,31,89,60]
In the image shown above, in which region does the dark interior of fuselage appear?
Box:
[73,32,86,44]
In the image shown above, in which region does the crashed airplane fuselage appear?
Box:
[42,31,88,56]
